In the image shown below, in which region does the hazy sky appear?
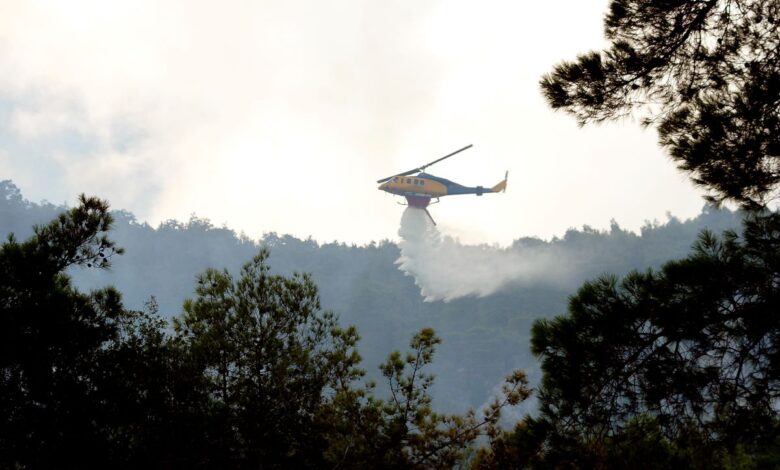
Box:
[0,0,706,245]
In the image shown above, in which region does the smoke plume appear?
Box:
[396,207,570,301]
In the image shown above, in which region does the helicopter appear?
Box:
[377,144,507,225]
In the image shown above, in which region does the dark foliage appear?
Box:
[0,198,528,468]
[531,3,780,465]
[541,0,780,207]
[323,328,530,469]
[172,249,365,468]
[0,195,130,466]
[514,214,780,468]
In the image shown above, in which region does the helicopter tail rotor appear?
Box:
[491,171,508,193]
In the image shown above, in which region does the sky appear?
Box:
[0,0,707,245]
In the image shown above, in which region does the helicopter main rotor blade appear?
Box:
[376,144,473,184]
[417,144,473,172]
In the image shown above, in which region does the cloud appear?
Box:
[0,0,706,244]
[0,0,445,236]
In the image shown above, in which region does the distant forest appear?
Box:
[0,179,741,412]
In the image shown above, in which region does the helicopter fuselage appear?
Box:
[377,172,501,208]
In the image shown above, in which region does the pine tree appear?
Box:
[541,0,779,207]
[0,196,126,466]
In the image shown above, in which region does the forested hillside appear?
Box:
[0,179,740,411]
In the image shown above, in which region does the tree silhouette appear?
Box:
[475,1,780,466]
[0,196,127,466]
[541,0,779,207]
[533,212,779,457]
[173,249,364,467]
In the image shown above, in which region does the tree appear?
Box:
[541,0,779,208]
[173,249,365,468]
[174,253,532,468]
[522,213,780,467]
[323,327,531,469]
[525,2,780,466]
[90,298,213,467]
[0,195,128,466]
[0,196,210,468]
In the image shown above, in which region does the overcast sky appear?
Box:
[0,0,707,245]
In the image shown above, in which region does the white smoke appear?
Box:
[396,207,571,301]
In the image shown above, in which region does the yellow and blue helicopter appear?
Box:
[377,144,507,225]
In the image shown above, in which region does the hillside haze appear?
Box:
[0,180,740,412]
